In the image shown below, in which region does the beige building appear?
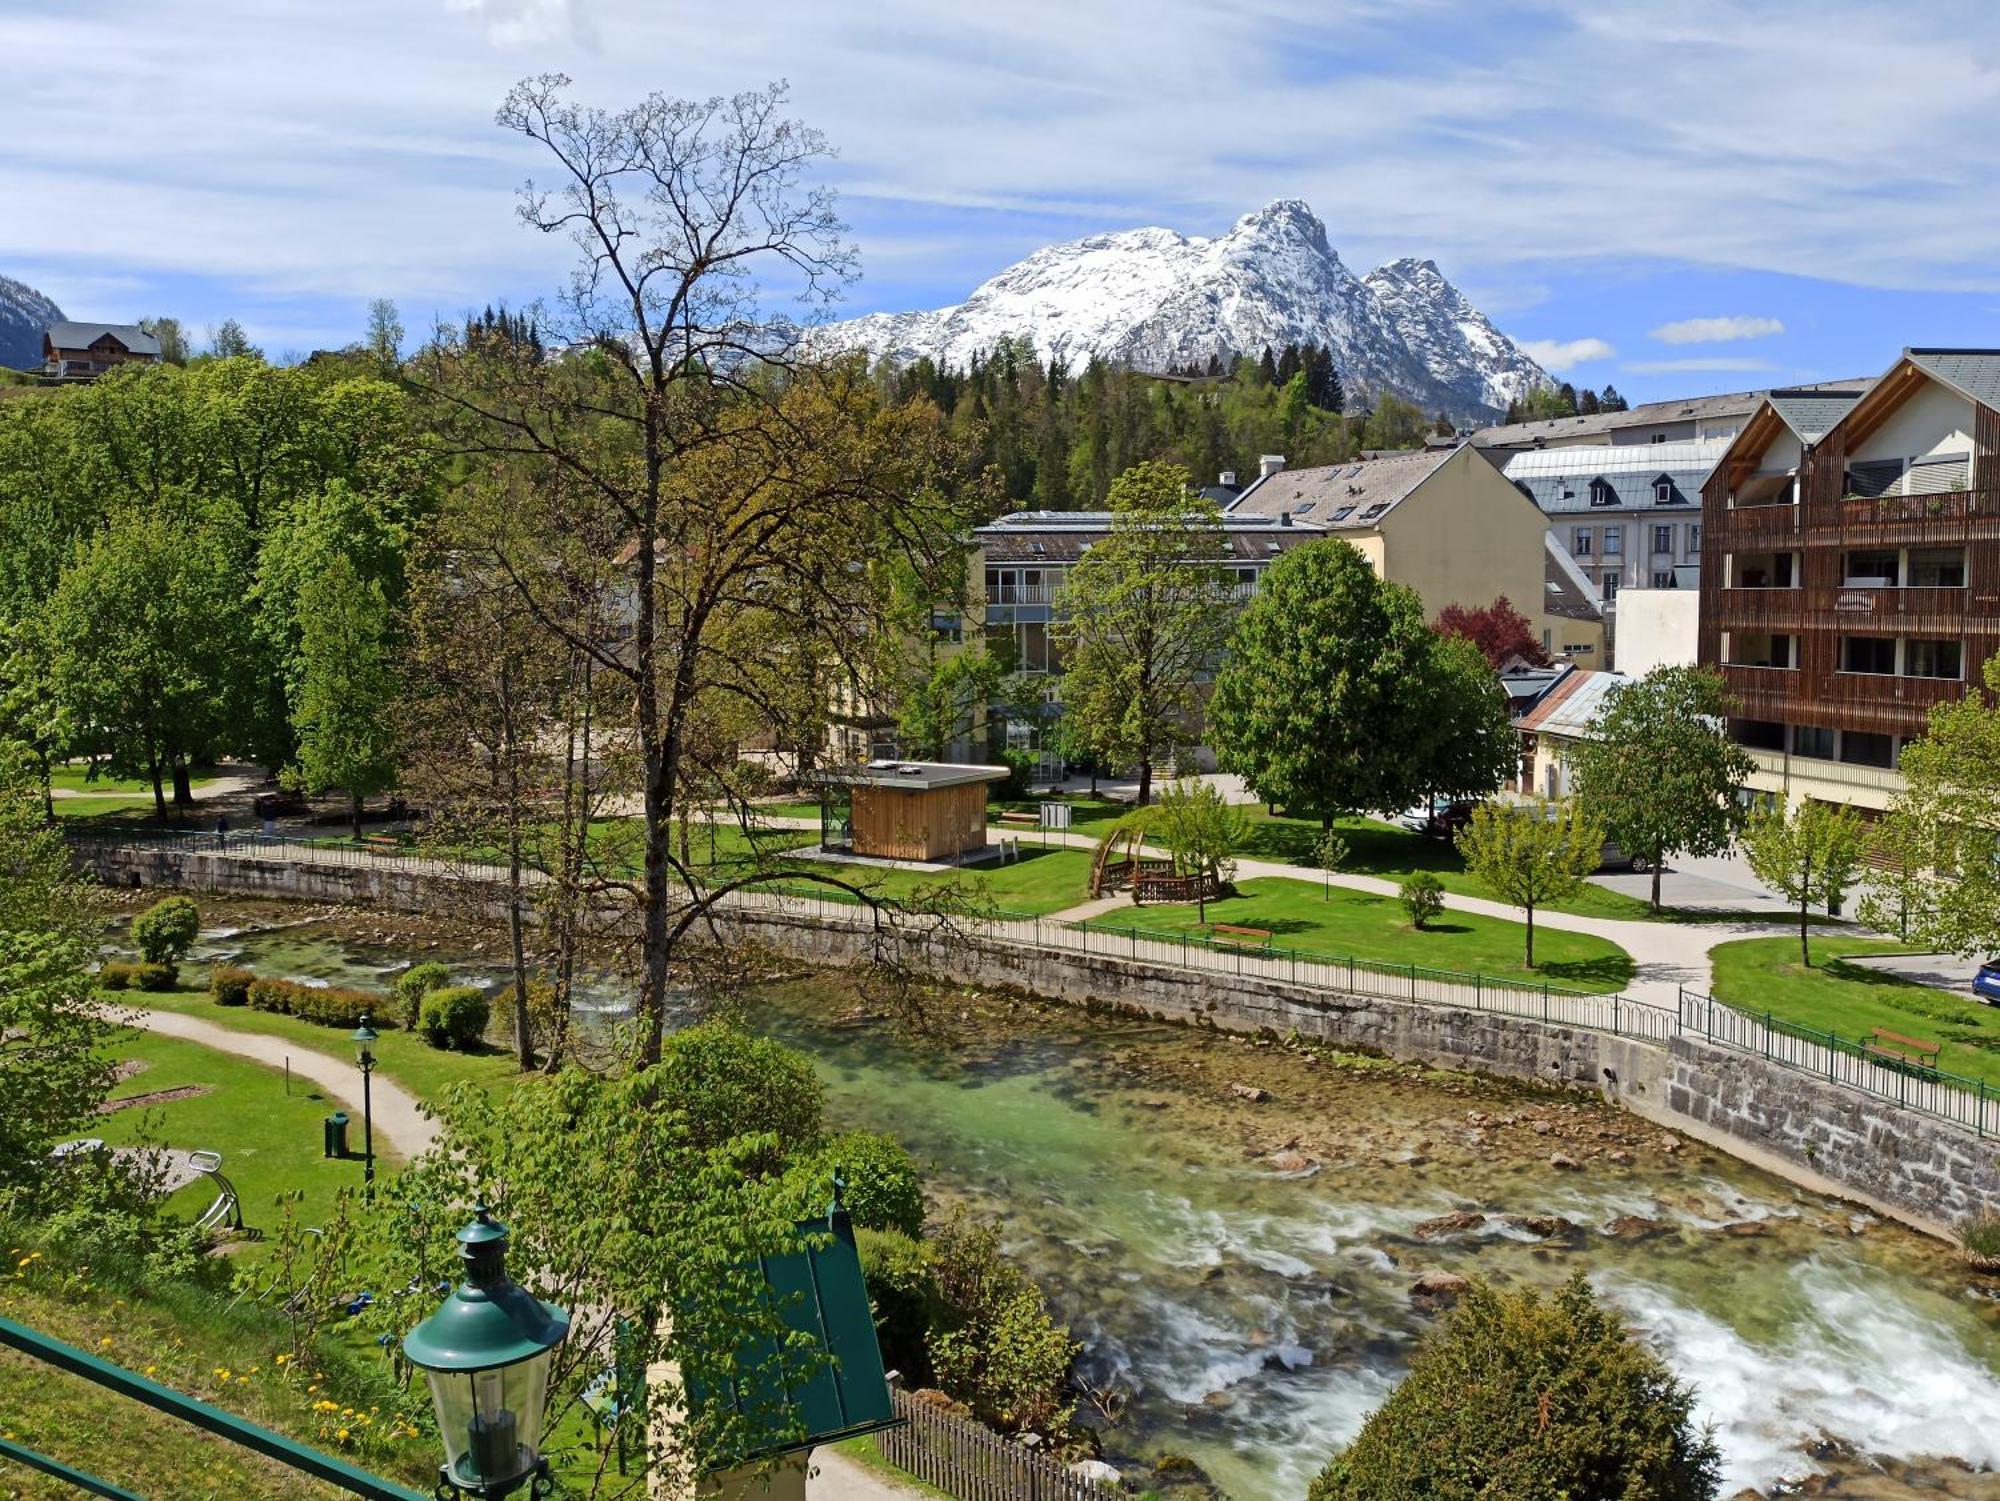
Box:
[1224,446,1553,631]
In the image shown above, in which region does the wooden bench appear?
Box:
[1206,923,1273,950]
[359,833,405,853]
[997,810,1040,826]
[1865,1026,1941,1073]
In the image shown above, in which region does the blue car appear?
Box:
[1974,962,2000,1006]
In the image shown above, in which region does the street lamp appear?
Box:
[403,1207,570,1499]
[350,1015,378,1186]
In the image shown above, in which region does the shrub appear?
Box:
[653,1021,825,1169]
[393,961,451,1026]
[97,960,141,990]
[857,1227,943,1385]
[1400,872,1445,930]
[209,965,254,1006]
[991,747,1038,800]
[1308,1275,1721,1501]
[129,961,178,992]
[784,1131,927,1239]
[927,1215,1078,1437]
[244,976,388,1030]
[1961,1210,2000,1267]
[131,897,200,966]
[418,986,490,1051]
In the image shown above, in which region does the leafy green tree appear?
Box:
[130,896,200,966]
[207,318,260,360]
[1312,827,1350,901]
[926,1215,1079,1437]
[1401,872,1445,930]
[364,299,404,374]
[1310,1275,1721,1501]
[1865,655,2000,959]
[0,746,116,1199]
[1743,799,1866,967]
[1360,393,1428,450]
[1052,461,1232,804]
[655,1021,826,1171]
[1152,777,1247,921]
[898,645,1011,761]
[42,505,252,814]
[291,554,400,836]
[139,316,189,365]
[1456,798,1604,968]
[1211,543,1502,827]
[1569,666,1753,912]
[782,1130,925,1239]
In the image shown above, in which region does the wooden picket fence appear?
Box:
[874,1389,1118,1500]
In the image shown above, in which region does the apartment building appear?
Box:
[1224,446,1550,627]
[1473,378,1865,452]
[1700,349,2000,812]
[1502,440,1720,609]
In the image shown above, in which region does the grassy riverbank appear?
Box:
[1084,876,1637,993]
[1710,936,2000,1091]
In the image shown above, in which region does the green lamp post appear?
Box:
[350,1015,379,1186]
[403,1206,570,1499]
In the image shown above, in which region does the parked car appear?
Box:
[1396,798,1480,841]
[1974,961,2000,1006]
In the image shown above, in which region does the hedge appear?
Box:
[244,976,391,1030]
[208,965,255,1006]
[99,959,178,992]
[418,986,489,1051]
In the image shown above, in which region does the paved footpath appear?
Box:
[127,1007,439,1159]
[808,1451,929,1499]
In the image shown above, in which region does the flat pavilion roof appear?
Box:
[829,760,1011,792]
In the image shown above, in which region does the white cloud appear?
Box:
[1519,337,1616,372]
[1623,356,1779,374]
[0,0,1996,353]
[1650,315,1786,344]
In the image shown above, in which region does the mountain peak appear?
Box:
[820,203,1547,415]
[0,274,64,372]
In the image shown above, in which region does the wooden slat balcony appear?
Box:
[1816,584,1980,636]
[1709,587,1804,629]
[1710,504,1803,544]
[1825,670,1968,715]
[1718,663,1800,718]
[1806,488,2000,546]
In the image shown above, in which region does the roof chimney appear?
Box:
[1219,470,1237,487]
[1279,511,1292,527]
[1259,454,1286,480]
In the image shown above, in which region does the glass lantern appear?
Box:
[403,1207,569,1498]
[351,1016,378,1070]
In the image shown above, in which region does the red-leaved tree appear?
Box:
[1433,596,1550,669]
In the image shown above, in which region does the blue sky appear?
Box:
[2,0,1996,402]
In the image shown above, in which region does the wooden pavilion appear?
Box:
[821,761,1010,862]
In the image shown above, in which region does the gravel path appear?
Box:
[126,1007,438,1159]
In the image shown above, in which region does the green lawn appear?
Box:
[48,761,222,795]
[1708,936,2000,1090]
[53,793,160,818]
[773,844,1097,918]
[90,1030,397,1248]
[1083,875,1636,993]
[1237,808,1657,922]
[133,983,521,1107]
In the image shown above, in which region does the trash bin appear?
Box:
[324,1111,350,1160]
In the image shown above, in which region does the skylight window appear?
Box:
[1358,503,1390,521]
[1330,505,1355,522]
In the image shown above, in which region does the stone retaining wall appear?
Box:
[90,846,2000,1239]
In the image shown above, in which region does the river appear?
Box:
[183,907,2000,1499]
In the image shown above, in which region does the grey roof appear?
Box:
[1504,440,1723,514]
[44,321,160,356]
[832,761,1010,792]
[1517,668,1629,740]
[1764,387,1865,442]
[1470,377,1869,449]
[975,509,1322,564]
[1543,540,1603,623]
[1905,349,2000,412]
[1226,448,1452,528]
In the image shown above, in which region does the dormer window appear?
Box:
[1588,479,1616,508]
[1653,477,1675,504]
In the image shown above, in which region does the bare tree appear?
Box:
[415,78,978,1060]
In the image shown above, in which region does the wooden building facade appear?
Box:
[828,762,1008,863]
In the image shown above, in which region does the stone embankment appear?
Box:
[84,844,2000,1240]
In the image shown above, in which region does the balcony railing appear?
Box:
[1711,583,1977,634]
[1739,746,1907,794]
[985,584,1055,606]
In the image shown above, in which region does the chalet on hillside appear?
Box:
[42,322,161,380]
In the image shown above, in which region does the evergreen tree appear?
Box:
[1257,346,1278,385]
[1577,387,1601,415]
[1599,384,1629,413]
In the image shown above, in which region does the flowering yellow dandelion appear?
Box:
[98,1337,112,1348]
[336,1428,350,1441]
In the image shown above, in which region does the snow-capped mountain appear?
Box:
[0,274,62,372]
[821,201,1546,417]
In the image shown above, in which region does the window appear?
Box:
[1019,621,1049,673]
[1844,459,1904,498]
[1840,731,1894,768]
[1687,524,1702,557]
[931,611,962,643]
[1650,433,1668,444]
[1650,571,1674,588]
[1905,453,1971,496]
[1651,525,1673,555]
[1589,478,1616,507]
[1601,574,1620,602]
[1843,549,1899,587]
[1294,502,1314,514]
[1842,636,1896,675]
[1731,718,1786,752]
[1329,505,1355,522]
[1573,528,1593,557]
[1908,547,1967,588]
[1603,527,1622,556]
[1905,639,1963,679]
[1653,479,1674,504]
[1236,567,1257,586]
[1791,725,1836,760]
[1358,502,1390,521]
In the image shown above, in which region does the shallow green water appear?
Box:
[194,916,2000,1499]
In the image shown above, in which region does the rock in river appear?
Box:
[1413,1210,1486,1240]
